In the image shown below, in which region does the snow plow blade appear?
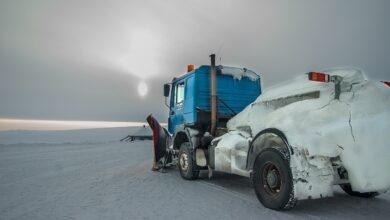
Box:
[146,115,169,169]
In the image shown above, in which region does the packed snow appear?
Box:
[0,127,389,220]
[214,130,251,177]
[219,66,260,81]
[226,68,390,199]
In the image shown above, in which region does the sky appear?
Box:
[0,0,389,124]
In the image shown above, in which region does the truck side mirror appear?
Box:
[164,84,170,97]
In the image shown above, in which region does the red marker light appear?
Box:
[308,72,330,82]
[382,81,390,87]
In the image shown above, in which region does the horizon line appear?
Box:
[0,118,167,131]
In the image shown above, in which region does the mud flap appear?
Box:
[195,149,207,167]
[146,115,170,170]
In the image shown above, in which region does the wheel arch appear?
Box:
[173,127,200,150]
[246,128,293,170]
[173,131,190,150]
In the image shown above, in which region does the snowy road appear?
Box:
[0,141,389,220]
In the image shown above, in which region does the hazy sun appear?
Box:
[138,82,148,97]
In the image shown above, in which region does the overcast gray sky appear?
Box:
[1,0,389,123]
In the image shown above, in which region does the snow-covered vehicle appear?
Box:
[147,55,390,210]
[219,68,390,209]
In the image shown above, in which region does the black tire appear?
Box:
[340,184,379,198]
[253,148,296,210]
[178,142,199,180]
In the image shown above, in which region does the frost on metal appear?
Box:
[225,67,390,199]
[290,148,334,200]
[214,131,251,177]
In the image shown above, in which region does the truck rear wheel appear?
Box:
[340,184,379,198]
[253,148,296,210]
[178,142,199,180]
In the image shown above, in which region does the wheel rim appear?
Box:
[179,152,189,172]
[262,162,282,196]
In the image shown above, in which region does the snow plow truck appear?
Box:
[146,54,390,210]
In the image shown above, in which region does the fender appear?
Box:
[246,128,294,170]
[173,126,200,150]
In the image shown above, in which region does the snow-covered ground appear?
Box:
[0,127,142,145]
[0,128,389,220]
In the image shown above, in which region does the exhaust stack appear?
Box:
[210,54,217,136]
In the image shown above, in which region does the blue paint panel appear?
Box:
[168,65,261,134]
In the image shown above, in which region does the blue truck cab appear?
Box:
[164,65,261,135]
[147,56,263,189]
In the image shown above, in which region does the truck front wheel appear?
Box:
[253,148,296,210]
[178,142,199,180]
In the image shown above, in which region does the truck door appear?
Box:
[169,80,186,134]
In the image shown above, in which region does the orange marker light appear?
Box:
[187,64,195,72]
[308,72,330,82]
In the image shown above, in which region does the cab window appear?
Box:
[175,82,185,106]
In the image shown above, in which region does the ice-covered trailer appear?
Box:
[147,55,390,210]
